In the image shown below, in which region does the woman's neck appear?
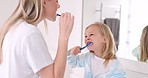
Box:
[34,17,43,26]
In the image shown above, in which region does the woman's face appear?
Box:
[43,0,60,21]
[85,25,106,52]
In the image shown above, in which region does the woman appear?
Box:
[0,0,74,78]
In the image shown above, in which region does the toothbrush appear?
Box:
[57,14,61,16]
[80,42,93,50]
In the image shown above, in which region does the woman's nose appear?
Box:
[58,4,60,8]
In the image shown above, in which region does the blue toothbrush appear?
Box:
[80,42,93,50]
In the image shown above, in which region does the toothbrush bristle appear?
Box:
[57,14,61,16]
[87,42,92,46]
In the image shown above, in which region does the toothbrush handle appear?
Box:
[80,47,85,50]
[80,45,88,50]
[80,42,92,50]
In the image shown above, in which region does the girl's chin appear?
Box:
[89,50,94,53]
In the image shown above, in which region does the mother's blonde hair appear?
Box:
[0,0,44,64]
[140,25,148,62]
[87,22,116,66]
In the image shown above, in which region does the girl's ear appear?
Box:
[102,36,107,43]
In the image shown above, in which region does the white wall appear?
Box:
[116,0,132,59]
[83,0,121,27]
[0,0,18,26]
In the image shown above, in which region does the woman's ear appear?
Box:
[42,0,46,7]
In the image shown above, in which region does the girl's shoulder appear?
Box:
[111,58,121,66]
[106,59,127,77]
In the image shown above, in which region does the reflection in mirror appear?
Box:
[132,26,148,62]
[117,0,148,61]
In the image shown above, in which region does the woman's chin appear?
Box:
[47,17,56,22]
[50,18,56,22]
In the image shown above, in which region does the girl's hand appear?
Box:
[70,46,81,55]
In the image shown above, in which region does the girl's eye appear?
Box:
[90,34,94,36]
[85,35,87,38]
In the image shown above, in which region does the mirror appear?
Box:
[82,0,148,62]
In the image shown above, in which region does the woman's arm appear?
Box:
[38,12,74,78]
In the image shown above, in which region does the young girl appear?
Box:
[67,22,126,78]
[0,0,74,78]
[132,25,148,62]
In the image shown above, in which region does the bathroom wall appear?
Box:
[0,0,18,26]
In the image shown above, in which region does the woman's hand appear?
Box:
[59,12,74,40]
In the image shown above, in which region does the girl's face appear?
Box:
[43,0,60,21]
[85,26,106,53]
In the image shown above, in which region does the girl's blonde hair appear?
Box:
[87,22,116,66]
[0,0,44,64]
[140,26,148,62]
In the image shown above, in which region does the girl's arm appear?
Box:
[67,50,90,68]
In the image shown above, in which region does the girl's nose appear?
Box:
[86,37,90,41]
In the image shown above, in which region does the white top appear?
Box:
[0,21,53,78]
[90,55,116,78]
